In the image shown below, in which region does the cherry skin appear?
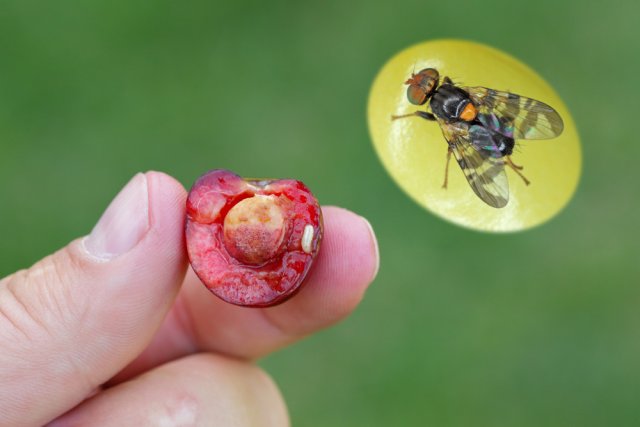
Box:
[185,169,323,307]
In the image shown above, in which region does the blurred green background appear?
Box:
[1,0,638,425]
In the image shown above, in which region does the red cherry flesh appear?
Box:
[185,169,323,307]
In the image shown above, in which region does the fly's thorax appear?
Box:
[430,84,474,121]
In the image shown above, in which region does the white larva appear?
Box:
[301,224,314,254]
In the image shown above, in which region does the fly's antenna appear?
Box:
[404,61,419,85]
[448,75,462,85]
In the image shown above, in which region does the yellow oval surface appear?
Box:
[367,39,581,232]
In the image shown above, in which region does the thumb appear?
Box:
[0,172,188,427]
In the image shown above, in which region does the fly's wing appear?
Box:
[438,120,509,208]
[464,87,564,140]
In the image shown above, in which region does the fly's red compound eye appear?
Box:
[416,68,439,84]
[406,68,439,105]
[407,84,428,105]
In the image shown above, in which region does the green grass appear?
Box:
[1,1,639,425]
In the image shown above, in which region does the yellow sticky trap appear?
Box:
[367,39,581,232]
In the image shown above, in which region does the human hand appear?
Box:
[0,172,379,426]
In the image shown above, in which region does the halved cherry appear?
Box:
[185,169,323,307]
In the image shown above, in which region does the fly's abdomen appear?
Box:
[469,124,515,158]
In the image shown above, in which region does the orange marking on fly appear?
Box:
[460,102,477,121]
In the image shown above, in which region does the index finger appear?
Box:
[112,206,378,383]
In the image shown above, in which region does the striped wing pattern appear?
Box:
[438,120,509,208]
[464,87,564,140]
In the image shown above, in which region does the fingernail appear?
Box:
[360,216,380,281]
[84,173,150,260]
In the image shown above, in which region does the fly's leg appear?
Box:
[505,156,530,185]
[507,156,524,170]
[391,111,436,121]
[442,146,453,189]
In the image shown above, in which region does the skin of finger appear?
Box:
[0,172,188,427]
[188,206,379,357]
[47,353,290,427]
[110,206,379,384]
